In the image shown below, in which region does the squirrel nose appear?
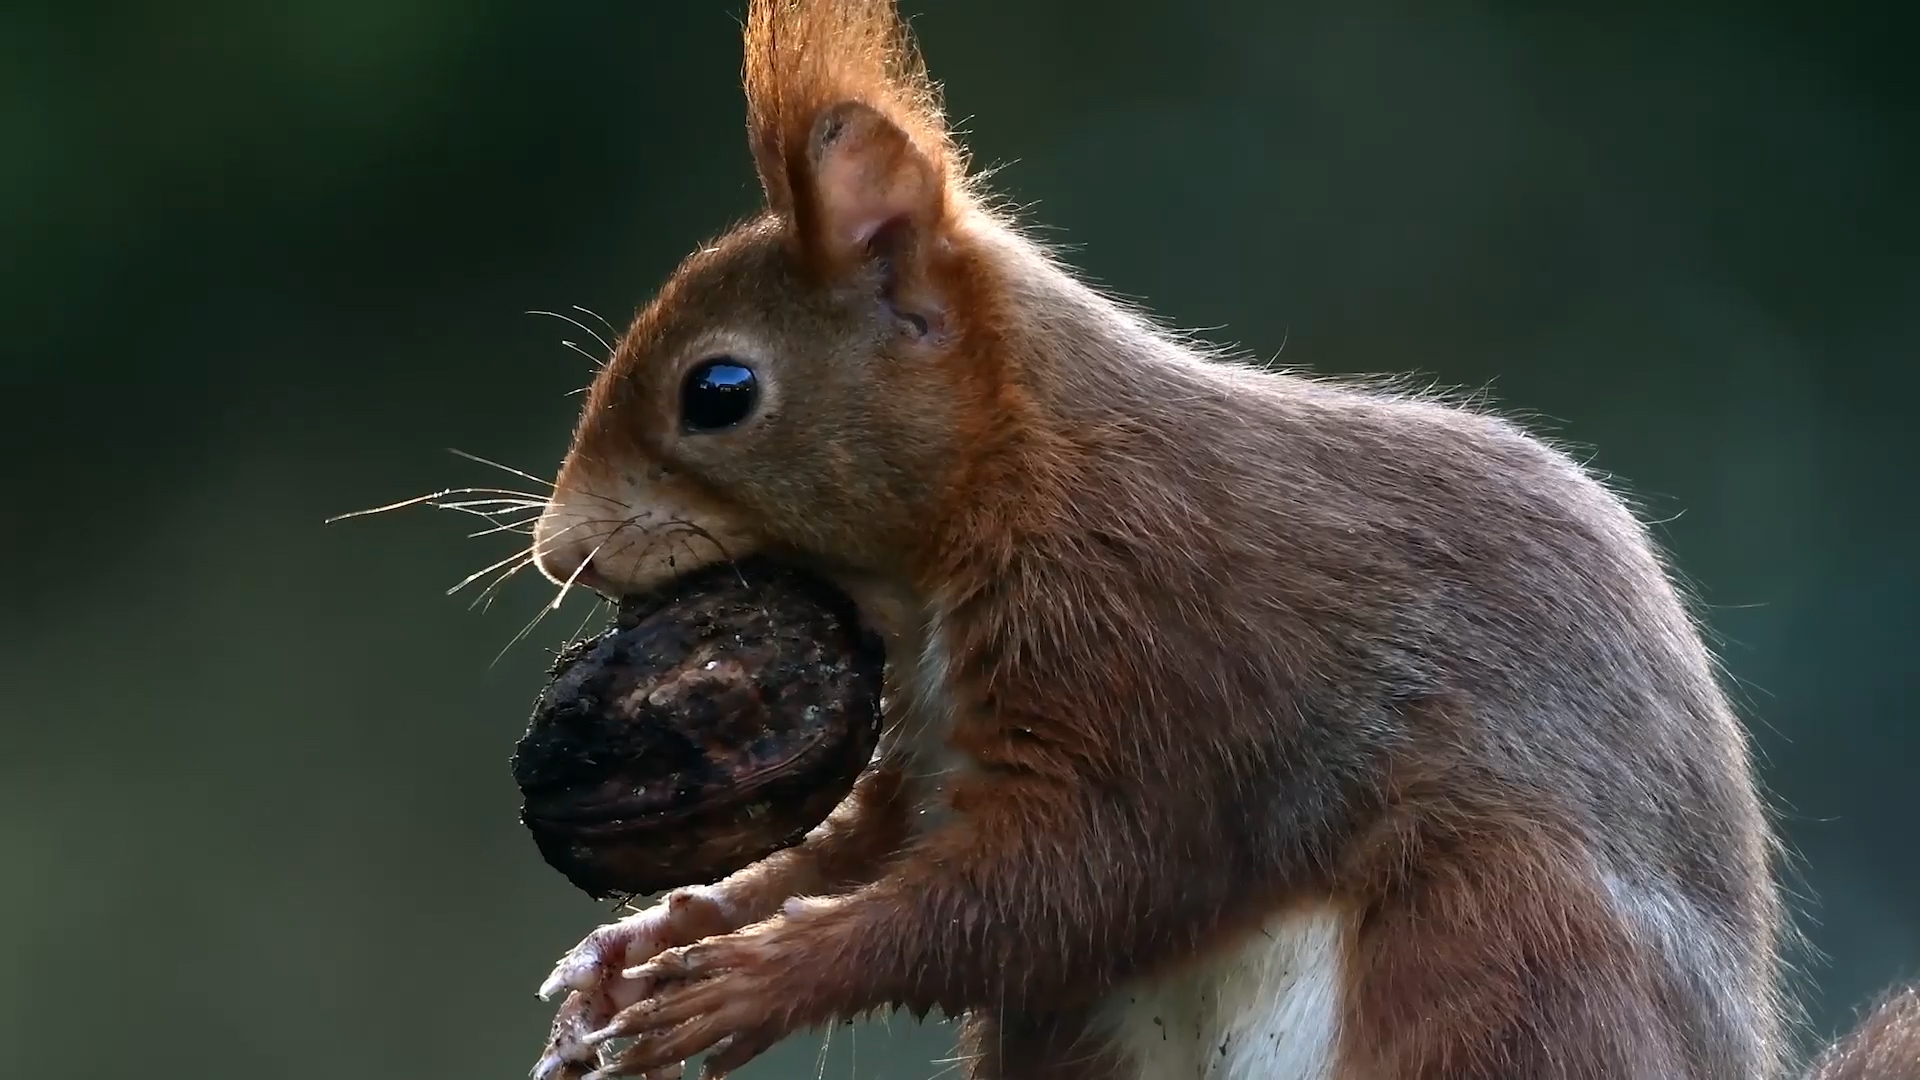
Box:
[532,508,613,595]
[540,548,611,595]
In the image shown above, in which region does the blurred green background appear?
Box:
[2,2,1913,1077]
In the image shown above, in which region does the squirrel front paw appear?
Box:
[532,888,738,1080]
[578,919,808,1079]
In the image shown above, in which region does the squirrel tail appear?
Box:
[1807,983,1920,1080]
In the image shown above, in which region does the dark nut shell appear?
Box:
[511,558,884,900]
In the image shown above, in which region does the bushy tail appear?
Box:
[1808,984,1920,1080]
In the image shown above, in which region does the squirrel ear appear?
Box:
[741,0,962,284]
[797,100,946,272]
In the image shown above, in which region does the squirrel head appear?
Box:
[533,0,1027,600]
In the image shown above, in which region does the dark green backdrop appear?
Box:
[3,3,1913,1077]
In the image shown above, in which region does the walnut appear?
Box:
[511,558,884,900]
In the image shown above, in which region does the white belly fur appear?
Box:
[1097,905,1346,1080]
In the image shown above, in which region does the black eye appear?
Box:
[680,358,759,432]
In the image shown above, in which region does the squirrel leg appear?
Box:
[587,773,1214,1076]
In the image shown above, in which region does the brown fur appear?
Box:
[527,2,1916,1078]
[1811,988,1920,1080]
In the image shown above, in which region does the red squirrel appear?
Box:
[520,1,1919,1077]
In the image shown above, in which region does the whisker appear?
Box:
[475,510,737,667]
[466,521,596,613]
[444,486,552,502]
[565,486,637,509]
[436,494,547,506]
[559,339,601,367]
[324,486,548,524]
[466,517,537,539]
[563,593,610,646]
[490,601,557,669]
[437,502,547,518]
[526,309,614,357]
[446,448,557,490]
[469,553,535,612]
[548,536,610,611]
[446,546,536,597]
[490,546,604,667]
[593,521,667,579]
[583,519,737,598]
[666,519,746,587]
[444,448,628,511]
[814,1009,835,1080]
[437,499,545,518]
[924,1041,979,1080]
[571,304,620,338]
[432,504,543,531]
[326,492,450,522]
[466,517,617,617]
[664,529,714,580]
[442,510,535,532]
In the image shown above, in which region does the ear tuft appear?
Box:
[743,0,963,244]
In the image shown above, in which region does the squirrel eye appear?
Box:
[679,358,759,432]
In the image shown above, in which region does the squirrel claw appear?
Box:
[540,954,600,1001]
[534,890,739,1079]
